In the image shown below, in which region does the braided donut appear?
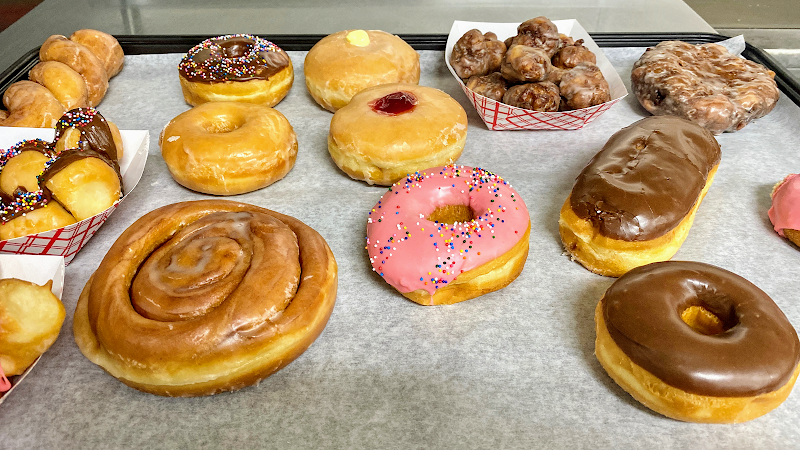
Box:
[39,35,109,107]
[73,200,338,397]
[28,61,90,110]
[1,81,65,128]
[69,29,124,78]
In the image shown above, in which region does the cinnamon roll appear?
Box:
[73,200,338,397]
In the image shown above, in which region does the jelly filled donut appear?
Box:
[305,30,420,112]
[179,34,293,107]
[560,116,720,277]
[161,102,297,195]
[769,174,800,247]
[366,165,530,306]
[595,261,800,423]
[328,83,467,186]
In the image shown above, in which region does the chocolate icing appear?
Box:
[0,187,53,222]
[179,35,289,83]
[570,116,720,241]
[603,261,800,397]
[54,107,119,162]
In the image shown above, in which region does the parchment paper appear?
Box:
[1,47,798,449]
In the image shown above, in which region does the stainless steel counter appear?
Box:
[0,0,715,70]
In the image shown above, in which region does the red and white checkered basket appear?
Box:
[446,20,628,131]
[0,128,149,265]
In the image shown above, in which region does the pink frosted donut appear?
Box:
[769,174,800,245]
[366,165,531,306]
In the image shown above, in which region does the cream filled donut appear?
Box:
[328,83,467,186]
[304,30,420,112]
[769,174,800,246]
[366,165,530,305]
[179,34,293,107]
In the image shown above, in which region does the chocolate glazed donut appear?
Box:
[73,200,338,397]
[596,261,800,423]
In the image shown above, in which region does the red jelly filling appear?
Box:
[370,91,418,115]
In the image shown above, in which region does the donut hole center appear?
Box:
[202,116,244,134]
[680,302,738,336]
[220,40,252,59]
[427,205,474,224]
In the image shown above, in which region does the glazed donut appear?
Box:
[328,83,467,186]
[596,261,800,423]
[178,34,293,107]
[39,35,109,106]
[160,102,297,195]
[559,116,721,277]
[0,278,65,377]
[366,165,530,305]
[28,61,90,110]
[1,81,65,128]
[304,30,420,112]
[769,174,800,247]
[0,139,54,195]
[69,29,125,78]
[631,41,779,134]
[73,200,338,397]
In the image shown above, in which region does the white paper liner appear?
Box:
[445,20,628,130]
[0,128,149,264]
[0,254,65,405]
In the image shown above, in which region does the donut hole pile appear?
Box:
[450,16,610,112]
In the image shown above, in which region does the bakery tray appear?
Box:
[1,33,799,106]
[3,33,800,450]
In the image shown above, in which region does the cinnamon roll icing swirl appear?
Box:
[73,200,337,397]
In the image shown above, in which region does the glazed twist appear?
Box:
[73,201,338,397]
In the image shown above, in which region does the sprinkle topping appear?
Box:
[179,34,289,82]
[365,165,530,298]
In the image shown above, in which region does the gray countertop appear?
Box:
[0,0,715,70]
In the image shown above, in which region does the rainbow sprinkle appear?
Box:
[179,34,283,81]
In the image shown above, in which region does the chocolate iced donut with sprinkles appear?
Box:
[179,34,293,107]
[366,165,530,306]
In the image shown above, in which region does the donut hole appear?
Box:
[680,302,738,336]
[220,40,252,59]
[202,116,244,134]
[427,205,474,224]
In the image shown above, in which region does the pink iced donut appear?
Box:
[366,165,531,306]
[769,173,800,246]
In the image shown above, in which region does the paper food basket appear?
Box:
[0,128,149,264]
[445,20,628,130]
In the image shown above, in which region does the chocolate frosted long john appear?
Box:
[559,115,721,276]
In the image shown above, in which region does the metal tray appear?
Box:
[2,33,799,106]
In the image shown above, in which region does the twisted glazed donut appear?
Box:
[39,35,109,106]
[73,201,338,397]
[1,81,65,128]
[28,61,90,110]
[69,29,124,78]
